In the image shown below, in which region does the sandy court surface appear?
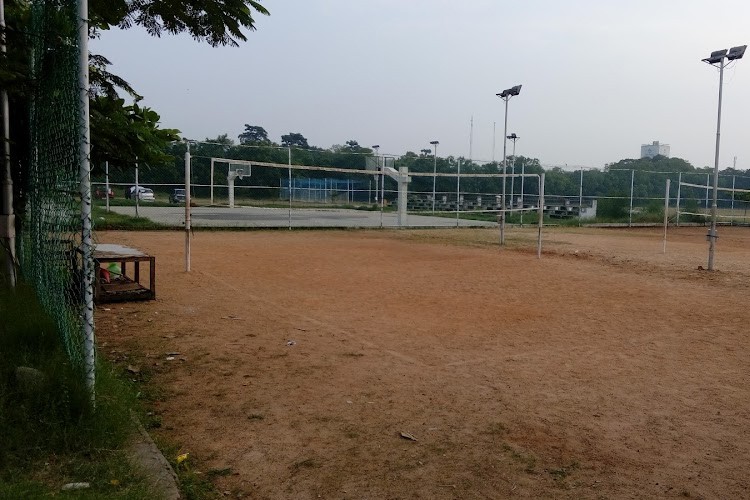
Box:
[95,226,750,499]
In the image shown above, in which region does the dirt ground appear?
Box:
[95,226,750,499]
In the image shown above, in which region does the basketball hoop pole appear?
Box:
[184,140,191,272]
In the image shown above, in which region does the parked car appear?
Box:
[125,186,156,202]
[170,188,186,204]
[95,187,114,199]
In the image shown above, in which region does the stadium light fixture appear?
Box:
[702,45,746,271]
[496,85,522,245]
[430,141,439,213]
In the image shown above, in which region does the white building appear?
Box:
[640,141,670,159]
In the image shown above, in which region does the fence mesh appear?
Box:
[22,1,92,379]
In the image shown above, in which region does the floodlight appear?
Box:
[430,140,439,145]
[703,49,727,64]
[727,45,747,61]
[507,133,518,140]
[510,85,522,96]
[371,144,379,149]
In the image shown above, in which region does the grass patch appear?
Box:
[0,282,155,498]
[92,206,170,230]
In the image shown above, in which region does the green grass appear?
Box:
[0,282,157,499]
[92,206,170,230]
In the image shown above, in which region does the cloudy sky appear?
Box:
[92,0,750,170]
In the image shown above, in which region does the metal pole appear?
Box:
[288,147,292,230]
[456,159,461,227]
[510,138,516,216]
[104,161,110,212]
[0,0,16,288]
[708,58,725,271]
[78,0,96,403]
[432,144,437,213]
[520,160,526,226]
[676,172,682,226]
[210,158,214,205]
[380,156,385,212]
[537,173,545,259]
[578,166,583,227]
[663,178,670,254]
[184,141,191,272]
[373,146,379,203]
[134,158,139,218]
[731,175,736,224]
[628,169,634,227]
[501,97,509,245]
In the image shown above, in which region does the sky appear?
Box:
[91,0,750,170]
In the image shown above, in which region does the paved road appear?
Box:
[108,205,498,229]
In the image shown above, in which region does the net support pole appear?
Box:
[287,147,292,230]
[628,169,634,227]
[455,159,461,228]
[578,166,583,227]
[731,175,736,223]
[184,141,191,272]
[537,173,545,259]
[663,178,670,254]
[0,0,16,288]
[77,0,96,403]
[210,158,214,205]
[520,160,525,226]
[676,172,682,226]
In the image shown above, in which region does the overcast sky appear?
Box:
[92,0,750,170]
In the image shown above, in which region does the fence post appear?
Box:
[104,161,110,212]
[184,141,191,272]
[537,173,545,259]
[663,178,670,254]
[731,174,736,224]
[676,172,682,226]
[578,166,583,227]
[629,169,634,227]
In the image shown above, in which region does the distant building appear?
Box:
[641,141,670,159]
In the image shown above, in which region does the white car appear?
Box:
[127,186,156,202]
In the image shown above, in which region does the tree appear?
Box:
[281,132,309,148]
[238,125,270,144]
[91,0,270,48]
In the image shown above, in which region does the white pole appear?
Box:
[520,160,526,226]
[469,116,473,162]
[537,173,545,259]
[104,161,110,212]
[432,144,438,213]
[663,178,670,254]
[676,172,682,226]
[210,158,214,205]
[456,159,461,227]
[0,0,16,288]
[134,158,139,218]
[380,156,385,213]
[731,174,736,223]
[578,166,583,227]
[509,139,516,215]
[78,0,96,403]
[628,169,634,227]
[288,147,292,230]
[184,141,191,272]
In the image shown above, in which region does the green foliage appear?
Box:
[597,196,629,220]
[90,97,180,171]
[281,132,309,148]
[238,124,270,144]
[92,206,169,230]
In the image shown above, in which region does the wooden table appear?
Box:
[94,244,155,303]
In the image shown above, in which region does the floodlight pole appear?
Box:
[430,141,439,213]
[497,85,521,245]
[707,57,725,271]
[703,45,746,270]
